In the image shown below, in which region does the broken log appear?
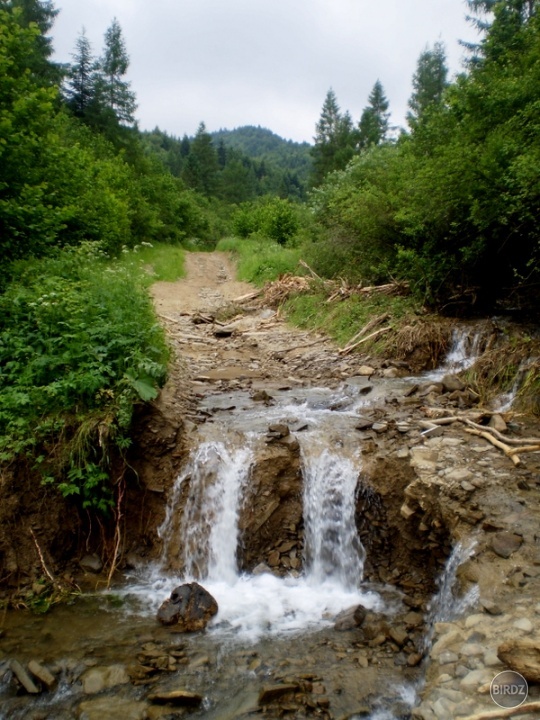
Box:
[338,326,391,355]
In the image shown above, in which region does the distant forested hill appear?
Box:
[211,126,312,185]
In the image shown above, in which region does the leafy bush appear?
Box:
[232,197,300,245]
[0,244,168,512]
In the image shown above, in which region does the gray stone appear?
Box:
[157,582,218,631]
[79,697,148,720]
[491,532,523,558]
[438,651,459,665]
[258,684,300,704]
[81,665,130,694]
[334,604,367,631]
[489,414,508,433]
[513,618,533,633]
[357,365,375,376]
[441,375,466,393]
[79,554,103,573]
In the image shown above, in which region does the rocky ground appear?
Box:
[2,251,540,719]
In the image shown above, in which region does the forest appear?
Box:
[1,0,539,512]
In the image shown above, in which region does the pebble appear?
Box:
[513,618,533,633]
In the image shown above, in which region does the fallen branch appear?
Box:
[283,339,325,354]
[464,428,521,466]
[338,326,391,355]
[232,290,262,303]
[339,313,391,355]
[458,701,540,720]
[464,419,540,447]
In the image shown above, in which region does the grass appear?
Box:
[284,291,419,349]
[216,236,302,285]
[119,242,186,283]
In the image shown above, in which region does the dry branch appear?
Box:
[464,428,521,466]
[458,701,540,720]
[298,259,324,282]
[339,314,391,355]
[232,290,262,303]
[338,326,391,355]
[29,528,63,590]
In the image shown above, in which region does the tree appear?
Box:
[311,89,357,185]
[358,80,390,149]
[407,42,448,128]
[64,29,99,119]
[182,122,219,197]
[5,0,61,81]
[100,18,136,126]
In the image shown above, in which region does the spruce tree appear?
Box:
[407,42,448,127]
[64,29,98,119]
[7,0,61,82]
[358,80,390,149]
[101,18,136,126]
[311,89,357,185]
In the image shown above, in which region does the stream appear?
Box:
[0,329,488,720]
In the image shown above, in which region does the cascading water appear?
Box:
[302,446,365,589]
[127,429,381,641]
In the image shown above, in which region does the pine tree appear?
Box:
[358,80,390,149]
[64,29,98,119]
[311,89,357,185]
[100,18,136,126]
[407,42,448,127]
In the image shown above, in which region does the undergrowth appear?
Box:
[283,291,419,349]
[0,243,169,512]
[216,236,301,285]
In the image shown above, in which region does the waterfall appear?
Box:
[302,447,365,588]
[159,441,253,582]
[141,432,380,640]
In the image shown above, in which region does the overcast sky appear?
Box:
[51,0,477,144]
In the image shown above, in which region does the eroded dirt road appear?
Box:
[143,252,540,720]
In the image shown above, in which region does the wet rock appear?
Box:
[480,598,503,616]
[79,697,148,720]
[28,660,56,689]
[491,532,523,558]
[81,665,130,694]
[357,365,375,376]
[10,660,39,694]
[334,604,367,631]
[441,375,465,393]
[251,390,273,404]
[252,562,272,575]
[355,417,373,431]
[157,582,218,631]
[147,689,203,706]
[79,554,103,573]
[268,550,280,567]
[497,638,540,681]
[258,683,300,704]
[267,423,289,438]
[372,422,388,433]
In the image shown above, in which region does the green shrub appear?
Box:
[216,236,301,284]
[0,244,168,512]
[231,197,300,246]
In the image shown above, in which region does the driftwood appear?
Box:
[339,313,391,355]
[459,701,540,720]
[338,326,391,355]
[232,290,262,303]
[464,428,522,466]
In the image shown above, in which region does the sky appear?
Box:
[51,0,478,144]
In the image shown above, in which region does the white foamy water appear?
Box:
[424,327,484,382]
[121,436,381,641]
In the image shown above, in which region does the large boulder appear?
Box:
[497,638,540,682]
[157,582,218,631]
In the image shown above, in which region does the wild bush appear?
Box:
[0,244,168,512]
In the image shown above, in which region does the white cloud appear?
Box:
[53,0,476,142]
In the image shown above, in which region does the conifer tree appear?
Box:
[64,29,98,119]
[358,80,390,149]
[311,89,357,185]
[6,0,61,82]
[100,18,136,126]
[407,42,448,128]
